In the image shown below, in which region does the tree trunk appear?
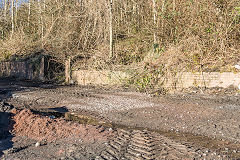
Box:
[43,0,46,11]
[38,0,43,40]
[42,0,46,43]
[161,0,165,33]
[15,0,18,28]
[28,0,31,27]
[109,0,114,59]
[152,0,157,44]
[4,0,7,18]
[43,0,46,32]
[11,0,14,37]
[173,0,176,12]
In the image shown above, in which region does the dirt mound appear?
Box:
[11,109,111,143]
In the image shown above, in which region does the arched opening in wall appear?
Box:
[44,56,65,83]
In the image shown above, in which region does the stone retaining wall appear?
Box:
[0,57,45,80]
[72,70,129,85]
[174,72,240,89]
[72,70,240,89]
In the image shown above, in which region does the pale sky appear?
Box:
[0,0,28,8]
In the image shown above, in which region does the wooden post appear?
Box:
[65,58,71,84]
[39,56,45,81]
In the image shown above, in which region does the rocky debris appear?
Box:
[35,142,40,147]
[0,101,14,113]
[2,146,26,155]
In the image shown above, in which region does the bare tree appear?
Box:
[38,0,44,46]
[11,0,14,37]
[4,0,8,18]
[152,0,157,44]
[173,0,176,12]
[42,0,46,39]
[15,0,18,28]
[109,0,114,59]
[161,0,165,32]
[28,0,31,27]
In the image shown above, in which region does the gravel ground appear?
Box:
[1,79,240,159]
[9,85,240,142]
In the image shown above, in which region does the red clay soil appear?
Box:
[10,109,111,143]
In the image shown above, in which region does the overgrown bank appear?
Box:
[0,0,239,89]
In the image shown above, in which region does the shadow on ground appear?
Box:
[0,77,56,157]
[0,78,58,99]
[48,106,69,113]
[0,111,14,157]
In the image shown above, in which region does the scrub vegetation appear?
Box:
[0,0,239,90]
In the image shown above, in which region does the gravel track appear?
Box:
[1,79,240,159]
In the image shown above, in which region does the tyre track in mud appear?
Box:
[96,129,224,160]
[49,109,235,159]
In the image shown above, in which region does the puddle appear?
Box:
[31,109,65,118]
[65,112,113,128]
